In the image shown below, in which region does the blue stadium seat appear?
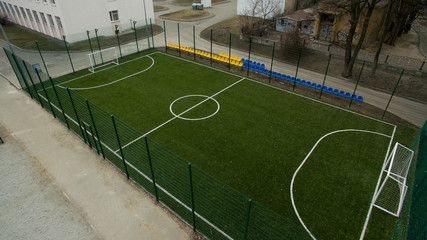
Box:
[306,81,311,87]
[352,94,357,100]
[339,91,345,96]
[344,92,351,98]
[322,86,328,91]
[301,80,306,85]
[333,89,339,95]
[260,64,265,69]
[296,78,301,84]
[311,83,317,88]
[243,64,248,69]
[281,74,287,80]
[356,96,364,102]
[286,76,291,81]
[256,63,261,67]
[316,84,322,90]
[263,69,269,74]
[240,58,245,63]
[249,60,253,65]
[327,87,333,93]
[276,73,281,78]
[272,72,277,77]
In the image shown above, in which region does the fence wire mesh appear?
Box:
[4,46,320,240]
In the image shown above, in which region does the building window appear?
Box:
[47,14,54,26]
[50,0,56,6]
[42,0,48,4]
[0,2,6,15]
[55,16,62,28]
[32,10,40,22]
[35,0,40,3]
[40,12,47,24]
[26,8,33,21]
[109,10,119,22]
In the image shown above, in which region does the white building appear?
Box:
[0,0,154,42]
[237,0,297,19]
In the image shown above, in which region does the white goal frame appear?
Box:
[372,142,414,217]
[88,47,119,73]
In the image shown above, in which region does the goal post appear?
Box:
[88,47,119,73]
[373,142,414,217]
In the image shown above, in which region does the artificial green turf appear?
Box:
[56,50,418,240]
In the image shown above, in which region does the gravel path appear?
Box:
[0,124,99,240]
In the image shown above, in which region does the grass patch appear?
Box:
[154,5,167,11]
[50,50,418,240]
[0,23,163,51]
[160,10,210,20]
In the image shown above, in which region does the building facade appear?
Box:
[0,0,154,42]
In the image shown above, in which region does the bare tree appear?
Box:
[240,0,283,36]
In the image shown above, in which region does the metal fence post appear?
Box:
[94,28,104,63]
[111,115,129,179]
[49,77,70,129]
[210,29,213,66]
[86,100,105,159]
[11,54,32,97]
[177,23,181,57]
[35,69,56,118]
[88,125,99,154]
[3,49,24,89]
[320,54,332,99]
[293,47,302,91]
[269,42,276,83]
[385,54,389,63]
[243,199,252,240]
[62,36,75,73]
[133,21,139,53]
[143,0,150,48]
[115,25,123,58]
[193,25,196,61]
[35,41,50,77]
[150,18,154,48]
[67,88,86,143]
[420,61,425,71]
[23,62,44,107]
[145,137,158,202]
[349,61,365,108]
[188,163,196,232]
[382,69,405,118]
[87,30,96,65]
[81,121,92,148]
[247,37,252,77]
[228,33,232,71]
[163,21,167,53]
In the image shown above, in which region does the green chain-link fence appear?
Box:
[4,47,316,240]
[393,121,427,240]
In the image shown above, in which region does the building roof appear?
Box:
[276,8,316,21]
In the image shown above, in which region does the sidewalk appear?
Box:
[0,77,192,240]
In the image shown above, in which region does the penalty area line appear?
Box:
[115,77,246,153]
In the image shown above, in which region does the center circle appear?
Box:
[169,95,220,121]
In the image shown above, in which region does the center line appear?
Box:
[117,78,246,152]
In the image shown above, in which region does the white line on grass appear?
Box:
[289,129,393,240]
[35,92,234,240]
[154,51,396,128]
[117,77,246,153]
[58,56,155,90]
[58,51,159,86]
[359,125,396,240]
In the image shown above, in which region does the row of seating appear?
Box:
[239,58,364,102]
[167,44,244,67]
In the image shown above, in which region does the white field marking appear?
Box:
[117,78,245,153]
[359,125,396,240]
[154,51,396,128]
[289,129,393,240]
[169,95,220,121]
[58,56,155,91]
[58,51,158,86]
[35,92,234,240]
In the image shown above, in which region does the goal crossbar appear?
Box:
[88,47,119,73]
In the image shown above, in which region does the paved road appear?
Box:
[0,0,426,128]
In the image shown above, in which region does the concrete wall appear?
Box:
[0,0,154,42]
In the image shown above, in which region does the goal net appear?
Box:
[88,47,119,73]
[373,142,414,217]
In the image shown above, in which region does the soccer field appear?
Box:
[48,50,400,239]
